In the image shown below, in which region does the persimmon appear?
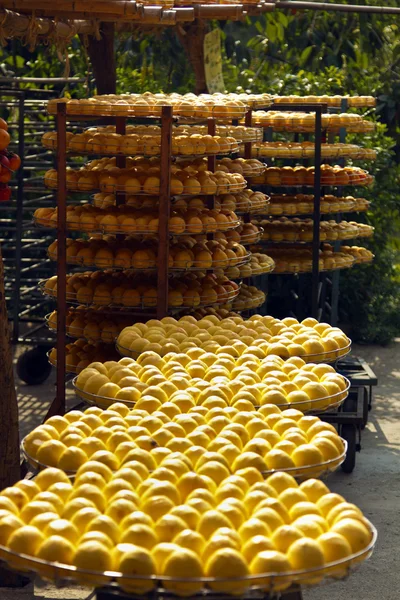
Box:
[9,154,21,171]
[0,186,11,201]
[0,155,10,170]
[0,129,10,150]
[0,118,8,131]
[0,169,12,183]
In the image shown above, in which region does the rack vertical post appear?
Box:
[12,91,26,343]
[46,102,67,418]
[311,105,322,318]
[157,105,172,319]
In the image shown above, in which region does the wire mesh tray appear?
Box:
[267,195,370,212]
[273,95,376,108]
[236,207,270,216]
[261,438,348,480]
[42,133,240,158]
[259,228,366,244]
[353,254,375,264]
[47,250,156,271]
[267,256,356,275]
[302,342,352,365]
[173,126,263,144]
[250,169,374,188]
[48,352,79,375]
[21,415,346,481]
[249,112,375,133]
[170,253,252,272]
[355,226,374,238]
[47,98,248,120]
[246,143,377,161]
[267,201,357,217]
[226,262,276,279]
[72,375,139,409]
[47,249,251,273]
[43,175,248,196]
[253,377,350,414]
[45,313,120,345]
[35,215,241,237]
[238,163,267,177]
[40,280,241,310]
[229,298,266,312]
[238,228,264,245]
[0,521,376,591]
[20,440,79,476]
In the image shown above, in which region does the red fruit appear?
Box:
[0,185,11,201]
[0,155,10,170]
[0,169,11,183]
[8,154,21,171]
[0,129,10,151]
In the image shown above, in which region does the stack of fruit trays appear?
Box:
[245,96,375,282]
[1,312,376,593]
[39,93,279,369]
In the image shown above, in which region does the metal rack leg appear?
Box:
[157,106,172,320]
[311,106,322,318]
[45,102,67,418]
[12,91,25,343]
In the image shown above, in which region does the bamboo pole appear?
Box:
[274,0,400,14]
[2,0,400,26]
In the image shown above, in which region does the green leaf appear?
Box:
[266,21,277,43]
[276,12,289,27]
[5,55,24,68]
[300,46,313,65]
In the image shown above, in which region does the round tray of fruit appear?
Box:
[115,315,352,364]
[21,402,348,479]
[0,463,377,593]
[78,353,350,412]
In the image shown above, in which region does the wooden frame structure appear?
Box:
[1,0,399,32]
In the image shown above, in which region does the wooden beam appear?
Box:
[0,1,249,23]
[176,19,208,94]
[87,21,116,94]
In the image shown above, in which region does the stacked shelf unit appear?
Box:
[37,94,276,416]
[0,82,87,384]
[245,98,375,322]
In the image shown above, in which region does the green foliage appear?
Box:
[3,8,400,343]
[115,32,195,94]
[339,123,400,344]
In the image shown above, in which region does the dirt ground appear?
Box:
[1,341,399,600]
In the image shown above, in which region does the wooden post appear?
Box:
[0,239,29,587]
[176,20,208,94]
[86,22,116,94]
[0,239,20,490]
